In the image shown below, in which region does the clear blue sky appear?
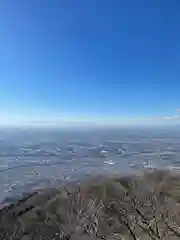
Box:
[0,0,180,126]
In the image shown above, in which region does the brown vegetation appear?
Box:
[1,170,180,239]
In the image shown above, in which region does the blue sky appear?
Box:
[0,0,180,126]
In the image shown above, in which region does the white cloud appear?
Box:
[162,115,180,121]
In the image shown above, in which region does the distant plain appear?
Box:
[0,126,180,203]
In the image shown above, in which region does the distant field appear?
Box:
[1,127,180,204]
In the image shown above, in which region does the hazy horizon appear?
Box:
[1,113,180,128]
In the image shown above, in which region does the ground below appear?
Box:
[1,170,180,240]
